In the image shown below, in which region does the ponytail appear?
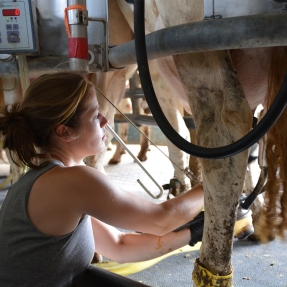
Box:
[0,103,46,168]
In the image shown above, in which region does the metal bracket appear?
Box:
[88,42,125,72]
[106,124,164,199]
[87,17,109,72]
[88,43,107,72]
[204,0,287,19]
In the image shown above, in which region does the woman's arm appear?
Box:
[74,166,204,236]
[28,165,203,237]
[91,217,191,264]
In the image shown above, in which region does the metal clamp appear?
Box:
[105,124,164,199]
[87,17,109,72]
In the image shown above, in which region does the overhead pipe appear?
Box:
[1,13,287,76]
[109,12,287,69]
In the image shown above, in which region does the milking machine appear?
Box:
[1,0,287,283]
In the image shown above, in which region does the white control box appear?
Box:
[0,0,38,54]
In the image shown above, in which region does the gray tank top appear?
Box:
[0,160,95,287]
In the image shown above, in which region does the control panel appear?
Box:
[0,0,38,54]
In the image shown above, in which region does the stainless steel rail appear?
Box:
[109,13,287,68]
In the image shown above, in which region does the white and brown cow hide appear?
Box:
[116,0,287,284]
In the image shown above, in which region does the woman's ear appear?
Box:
[54,124,73,142]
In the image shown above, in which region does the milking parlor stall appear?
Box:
[1,0,287,286]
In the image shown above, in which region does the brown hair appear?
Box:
[0,72,93,169]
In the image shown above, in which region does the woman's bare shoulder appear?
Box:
[30,164,110,206]
[28,164,113,235]
[37,164,106,186]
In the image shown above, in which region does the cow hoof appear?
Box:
[162,178,191,199]
[234,207,254,240]
[235,224,254,240]
[108,159,121,165]
[137,154,148,162]
[137,149,149,162]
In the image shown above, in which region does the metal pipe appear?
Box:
[1,13,287,76]
[105,124,164,199]
[109,13,287,68]
[67,0,89,72]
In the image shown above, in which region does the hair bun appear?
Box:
[0,103,28,135]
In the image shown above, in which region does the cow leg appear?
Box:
[149,60,192,196]
[228,48,276,241]
[108,98,132,165]
[136,98,151,162]
[173,51,252,285]
[108,122,128,165]
[85,65,136,172]
[137,125,150,162]
[85,0,136,172]
[116,1,193,194]
[243,146,266,241]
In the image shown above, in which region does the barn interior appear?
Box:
[1,0,287,286]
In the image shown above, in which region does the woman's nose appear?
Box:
[100,113,108,127]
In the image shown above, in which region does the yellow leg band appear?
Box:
[192,258,233,287]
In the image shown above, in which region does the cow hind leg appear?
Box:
[173,51,253,284]
[149,60,192,197]
[137,125,151,162]
[108,122,128,165]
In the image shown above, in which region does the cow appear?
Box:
[84,0,137,172]
[114,0,287,285]
[86,0,194,198]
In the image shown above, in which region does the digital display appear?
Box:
[2,9,21,16]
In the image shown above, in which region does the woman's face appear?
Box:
[73,87,108,158]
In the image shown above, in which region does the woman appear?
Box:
[0,72,204,287]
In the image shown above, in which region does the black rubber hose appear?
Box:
[134,0,287,159]
[241,167,267,210]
